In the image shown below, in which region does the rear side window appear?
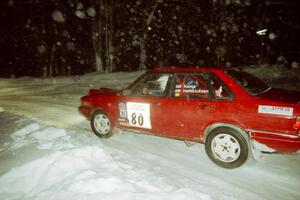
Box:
[208,73,233,100]
[227,69,270,95]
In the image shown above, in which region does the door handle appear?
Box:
[152,102,161,106]
[196,104,211,109]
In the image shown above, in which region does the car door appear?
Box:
[118,73,173,135]
[160,72,233,140]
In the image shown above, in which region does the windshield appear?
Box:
[227,69,271,95]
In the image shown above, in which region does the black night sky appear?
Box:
[1,0,300,77]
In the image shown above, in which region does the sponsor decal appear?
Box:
[118,118,128,122]
[118,118,129,126]
[175,84,209,94]
[119,102,127,118]
[258,105,293,116]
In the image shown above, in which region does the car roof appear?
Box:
[147,67,228,73]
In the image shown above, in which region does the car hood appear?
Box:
[257,88,300,105]
[88,87,120,96]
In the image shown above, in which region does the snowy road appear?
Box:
[0,111,300,200]
[0,66,300,200]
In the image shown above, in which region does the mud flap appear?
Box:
[250,140,263,160]
[184,141,196,147]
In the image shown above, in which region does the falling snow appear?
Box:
[87,7,96,17]
[75,10,86,19]
[51,10,65,23]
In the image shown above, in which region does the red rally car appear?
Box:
[79,67,300,169]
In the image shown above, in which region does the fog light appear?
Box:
[295,116,300,129]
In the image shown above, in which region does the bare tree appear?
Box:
[91,0,114,73]
[91,0,104,72]
[139,0,162,70]
[105,0,115,73]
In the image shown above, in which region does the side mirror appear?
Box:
[122,89,132,96]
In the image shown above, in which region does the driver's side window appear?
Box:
[131,73,171,97]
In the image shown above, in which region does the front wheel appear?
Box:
[91,110,113,138]
[205,127,249,169]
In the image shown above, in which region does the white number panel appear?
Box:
[258,105,293,117]
[127,102,152,129]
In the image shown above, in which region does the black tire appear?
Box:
[205,127,249,169]
[91,110,113,138]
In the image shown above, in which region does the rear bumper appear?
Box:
[249,130,300,153]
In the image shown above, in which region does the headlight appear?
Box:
[294,116,300,130]
[81,100,92,107]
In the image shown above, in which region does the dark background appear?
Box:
[1,0,300,77]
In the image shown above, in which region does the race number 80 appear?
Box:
[131,113,144,126]
[127,102,151,129]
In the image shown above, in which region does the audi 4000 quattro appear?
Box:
[79,67,300,168]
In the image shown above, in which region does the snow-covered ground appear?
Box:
[0,65,300,200]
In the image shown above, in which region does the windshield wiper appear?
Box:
[253,86,272,96]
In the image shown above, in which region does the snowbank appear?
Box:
[0,144,211,200]
[0,113,299,200]
[0,71,142,128]
[0,115,211,200]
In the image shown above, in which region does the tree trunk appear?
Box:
[139,33,147,70]
[92,0,104,72]
[138,2,160,70]
[95,51,103,72]
[49,44,56,77]
[108,0,115,72]
[103,0,115,73]
[105,0,109,72]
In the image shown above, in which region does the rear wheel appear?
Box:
[91,110,113,138]
[205,127,249,169]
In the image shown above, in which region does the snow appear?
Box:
[251,140,276,153]
[0,71,141,128]
[245,65,300,90]
[51,10,65,23]
[0,115,211,200]
[37,45,46,54]
[291,61,300,69]
[0,66,300,200]
[8,0,13,7]
[77,2,84,10]
[87,7,97,17]
[268,32,277,40]
[75,10,86,19]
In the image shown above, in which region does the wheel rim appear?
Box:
[211,133,241,163]
[94,114,110,135]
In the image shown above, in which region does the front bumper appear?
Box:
[78,105,94,120]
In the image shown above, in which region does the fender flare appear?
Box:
[88,107,104,120]
[202,123,260,159]
[203,123,250,144]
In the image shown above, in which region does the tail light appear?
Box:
[295,116,300,129]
